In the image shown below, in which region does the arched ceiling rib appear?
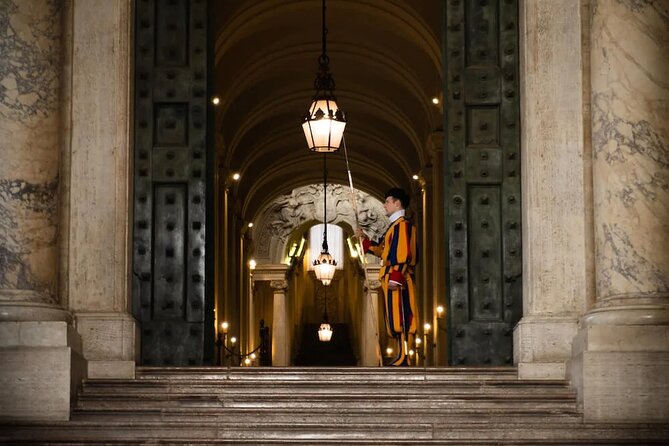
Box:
[214,0,443,220]
[215,0,441,70]
[225,92,425,169]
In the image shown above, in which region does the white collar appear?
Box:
[389,209,405,223]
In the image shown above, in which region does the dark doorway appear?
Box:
[295,324,357,366]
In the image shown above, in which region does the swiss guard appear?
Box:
[356,188,419,366]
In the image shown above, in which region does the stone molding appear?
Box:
[0,300,71,323]
[581,305,669,327]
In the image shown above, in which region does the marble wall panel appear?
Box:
[0,0,61,301]
[591,0,669,300]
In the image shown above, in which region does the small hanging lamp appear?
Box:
[302,0,346,152]
[313,154,337,285]
[318,287,333,342]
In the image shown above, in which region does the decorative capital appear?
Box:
[364,279,382,292]
[270,280,289,291]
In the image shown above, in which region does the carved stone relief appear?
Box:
[254,184,388,262]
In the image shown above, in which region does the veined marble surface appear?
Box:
[0,0,61,300]
[591,0,669,300]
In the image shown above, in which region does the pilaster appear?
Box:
[270,279,290,366]
[62,0,137,378]
[514,0,591,379]
[360,268,381,366]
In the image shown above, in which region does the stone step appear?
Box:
[75,389,576,402]
[4,366,667,444]
[78,380,575,398]
[71,406,583,424]
[3,420,669,443]
[83,376,572,387]
[136,366,520,382]
[75,395,578,413]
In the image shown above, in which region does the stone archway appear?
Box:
[252,183,388,264]
[247,184,387,366]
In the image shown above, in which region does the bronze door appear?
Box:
[444,0,522,365]
[132,0,214,366]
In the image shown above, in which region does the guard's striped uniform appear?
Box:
[364,216,419,365]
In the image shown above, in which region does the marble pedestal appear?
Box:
[76,312,138,379]
[514,316,578,379]
[0,320,86,421]
[569,307,669,422]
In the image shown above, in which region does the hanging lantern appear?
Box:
[318,289,333,342]
[302,97,346,152]
[301,0,346,152]
[313,250,337,286]
[318,322,333,342]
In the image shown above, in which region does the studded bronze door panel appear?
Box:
[133,0,214,366]
[444,0,521,365]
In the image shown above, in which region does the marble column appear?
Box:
[513,0,591,379]
[360,270,381,366]
[570,0,669,422]
[0,0,85,421]
[270,279,290,366]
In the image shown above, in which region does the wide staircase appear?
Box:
[2,367,669,444]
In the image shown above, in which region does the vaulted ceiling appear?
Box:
[213,0,443,220]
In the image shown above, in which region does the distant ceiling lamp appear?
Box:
[318,321,333,342]
[313,154,337,286]
[301,0,346,152]
[318,287,333,342]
